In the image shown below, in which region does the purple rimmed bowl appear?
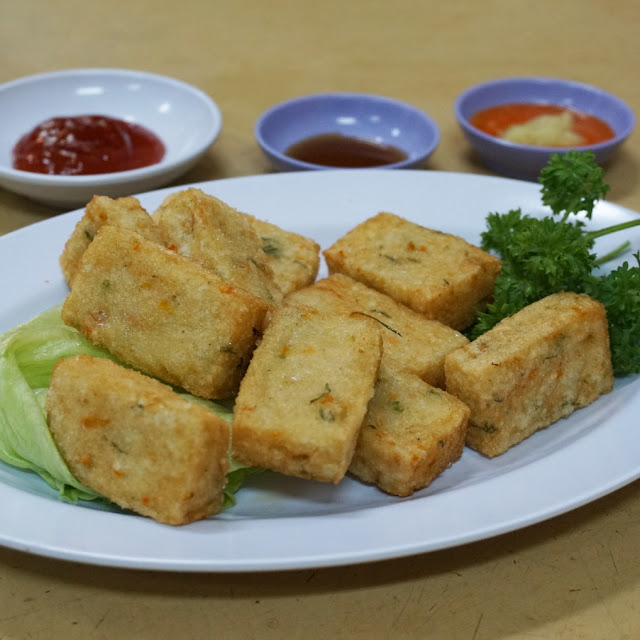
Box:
[454,77,635,181]
[255,92,440,171]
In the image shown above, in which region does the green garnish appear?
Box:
[369,308,392,319]
[0,305,259,508]
[0,305,111,501]
[352,312,402,337]
[309,384,336,422]
[388,400,404,412]
[475,424,498,434]
[319,408,336,422]
[261,237,282,258]
[468,151,640,377]
[539,150,610,220]
[310,383,332,404]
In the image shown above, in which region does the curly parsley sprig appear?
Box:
[469,151,640,376]
[539,150,610,220]
[585,254,640,376]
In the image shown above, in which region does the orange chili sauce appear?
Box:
[470,103,615,146]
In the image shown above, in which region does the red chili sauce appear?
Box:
[470,103,615,146]
[12,115,166,175]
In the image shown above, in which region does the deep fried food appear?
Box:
[444,292,614,457]
[285,273,468,388]
[60,195,164,286]
[232,305,382,483]
[349,363,469,496]
[246,214,320,296]
[323,212,501,330]
[62,225,269,399]
[152,188,283,308]
[46,355,230,525]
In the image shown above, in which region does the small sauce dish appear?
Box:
[255,92,440,171]
[454,77,635,181]
[0,68,222,208]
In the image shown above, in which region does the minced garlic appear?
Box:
[501,111,584,147]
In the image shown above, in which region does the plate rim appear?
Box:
[1,168,639,572]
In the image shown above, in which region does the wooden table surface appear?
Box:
[1,1,639,638]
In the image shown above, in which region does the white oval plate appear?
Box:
[0,68,222,207]
[1,170,639,572]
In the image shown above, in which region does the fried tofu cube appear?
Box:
[285,273,469,388]
[444,292,615,457]
[246,215,321,296]
[349,364,469,497]
[152,188,283,308]
[232,306,382,483]
[323,212,501,330]
[62,225,268,399]
[60,195,164,286]
[46,355,230,525]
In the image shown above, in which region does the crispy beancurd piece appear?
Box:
[350,363,469,497]
[152,188,283,308]
[243,214,321,296]
[46,355,230,525]
[62,225,268,399]
[444,292,614,457]
[285,273,468,388]
[323,212,501,331]
[232,306,382,484]
[60,195,164,286]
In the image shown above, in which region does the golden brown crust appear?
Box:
[285,273,469,388]
[323,212,501,330]
[232,305,382,483]
[46,355,230,525]
[62,225,268,399]
[444,292,615,457]
[152,188,283,308]
[245,215,321,296]
[60,195,164,287]
[349,363,469,496]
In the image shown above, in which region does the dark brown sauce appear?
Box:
[285,133,408,168]
[12,114,166,176]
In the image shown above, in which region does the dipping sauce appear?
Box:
[12,115,166,175]
[285,133,408,167]
[470,103,615,147]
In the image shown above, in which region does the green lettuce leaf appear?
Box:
[0,305,258,509]
[223,459,263,509]
[0,305,102,500]
[183,394,262,508]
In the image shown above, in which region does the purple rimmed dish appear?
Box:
[255,92,440,171]
[454,77,635,181]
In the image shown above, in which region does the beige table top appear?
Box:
[1,1,639,638]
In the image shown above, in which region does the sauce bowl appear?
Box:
[255,92,440,171]
[0,69,222,208]
[454,77,635,181]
